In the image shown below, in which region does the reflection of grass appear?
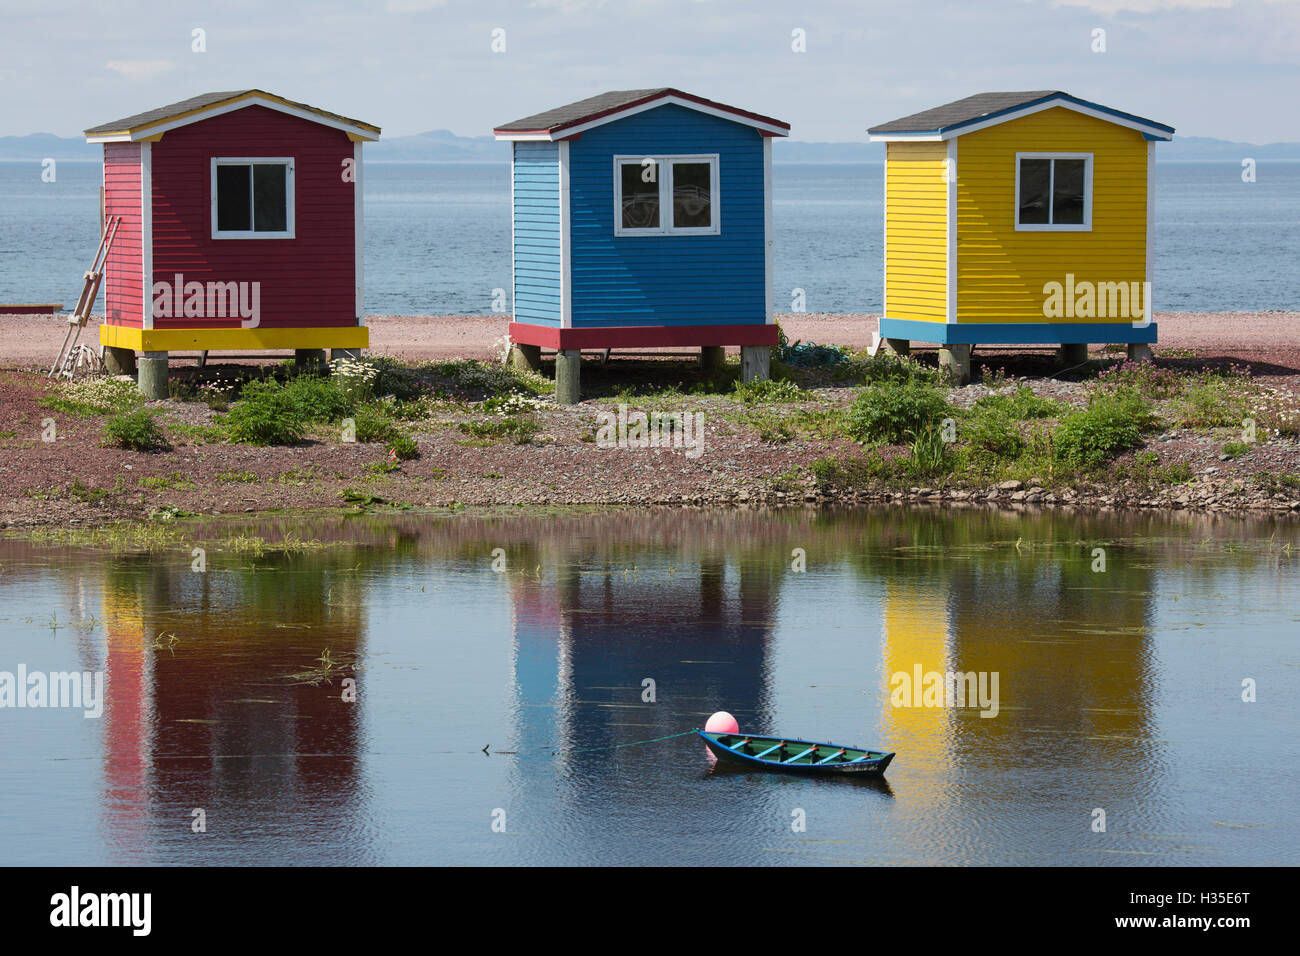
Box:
[15,521,188,551]
[285,647,357,686]
[220,533,325,556]
[152,631,180,654]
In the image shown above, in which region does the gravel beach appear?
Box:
[1,311,1296,530]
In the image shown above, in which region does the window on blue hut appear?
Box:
[212,158,295,239]
[620,160,660,230]
[614,155,720,236]
[672,162,712,228]
[1015,154,1092,231]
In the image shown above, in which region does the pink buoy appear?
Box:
[705,711,740,735]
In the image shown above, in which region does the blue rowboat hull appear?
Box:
[698,731,895,776]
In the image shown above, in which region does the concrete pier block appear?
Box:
[882,338,911,359]
[740,345,771,383]
[939,344,972,385]
[509,342,543,372]
[137,351,169,399]
[103,345,136,376]
[1127,342,1155,363]
[699,345,725,370]
[554,349,582,404]
[1058,342,1089,368]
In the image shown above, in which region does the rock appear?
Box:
[998,480,1023,491]
[1010,491,1028,501]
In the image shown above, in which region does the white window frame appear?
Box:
[211,157,295,239]
[1014,152,1092,232]
[612,154,721,237]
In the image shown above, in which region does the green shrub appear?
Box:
[1054,387,1158,470]
[907,423,954,478]
[103,408,170,451]
[223,381,308,445]
[846,379,953,444]
[353,403,401,443]
[964,414,1025,460]
[388,434,420,460]
[280,374,352,421]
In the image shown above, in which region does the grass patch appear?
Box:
[457,416,540,444]
[103,408,170,451]
[139,472,195,491]
[971,385,1063,420]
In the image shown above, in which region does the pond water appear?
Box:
[0,507,1296,866]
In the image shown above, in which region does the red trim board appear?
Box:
[509,323,779,350]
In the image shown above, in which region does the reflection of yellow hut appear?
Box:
[881,581,953,776]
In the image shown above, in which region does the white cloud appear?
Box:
[1051,0,1232,12]
[104,59,174,80]
[385,0,450,12]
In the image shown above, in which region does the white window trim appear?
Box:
[211,157,295,239]
[1014,152,1092,232]
[612,154,720,237]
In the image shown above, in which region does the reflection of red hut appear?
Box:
[83,90,380,395]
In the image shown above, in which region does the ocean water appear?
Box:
[0,160,1296,316]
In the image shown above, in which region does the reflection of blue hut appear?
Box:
[493,89,791,403]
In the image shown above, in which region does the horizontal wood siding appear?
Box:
[956,107,1149,324]
[568,104,766,328]
[103,143,143,328]
[150,105,357,329]
[512,141,562,327]
[885,141,948,324]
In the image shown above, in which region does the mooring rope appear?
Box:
[547,728,698,756]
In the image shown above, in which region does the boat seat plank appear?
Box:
[814,748,847,765]
[752,742,784,760]
[781,746,817,764]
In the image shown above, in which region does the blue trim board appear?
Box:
[878,318,1158,345]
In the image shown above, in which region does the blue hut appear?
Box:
[493,89,790,402]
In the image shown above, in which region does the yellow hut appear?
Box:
[868,91,1174,382]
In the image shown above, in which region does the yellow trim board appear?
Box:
[100,325,369,352]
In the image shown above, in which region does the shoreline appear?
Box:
[2,310,1297,531]
[2,310,1299,368]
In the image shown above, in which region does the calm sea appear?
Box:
[0,160,1296,315]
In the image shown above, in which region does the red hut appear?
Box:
[83,90,380,395]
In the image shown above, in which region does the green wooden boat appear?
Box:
[698,730,895,776]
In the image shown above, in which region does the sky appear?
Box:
[0,0,1297,143]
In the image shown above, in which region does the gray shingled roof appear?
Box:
[496,89,671,133]
[494,88,788,135]
[868,91,1173,138]
[85,89,379,136]
[869,92,1060,135]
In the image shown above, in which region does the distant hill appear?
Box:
[3,130,1298,163]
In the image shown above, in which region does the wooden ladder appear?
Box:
[50,215,121,378]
